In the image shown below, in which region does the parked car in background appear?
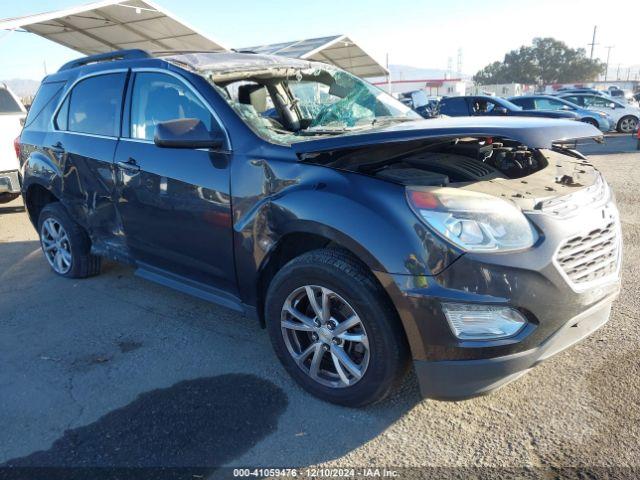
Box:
[558,93,640,133]
[0,83,27,204]
[17,50,620,406]
[555,87,602,95]
[399,90,439,118]
[438,95,580,120]
[509,95,614,131]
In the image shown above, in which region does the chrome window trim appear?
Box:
[50,68,129,139]
[130,67,232,150]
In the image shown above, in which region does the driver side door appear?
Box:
[113,70,237,295]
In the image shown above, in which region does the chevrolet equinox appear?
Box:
[16,50,622,406]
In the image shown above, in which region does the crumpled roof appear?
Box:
[162,52,316,75]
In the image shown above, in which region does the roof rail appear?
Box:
[58,49,151,72]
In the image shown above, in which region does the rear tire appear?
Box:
[617,115,638,133]
[265,249,409,407]
[37,203,101,279]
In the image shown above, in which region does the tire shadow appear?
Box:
[2,374,287,478]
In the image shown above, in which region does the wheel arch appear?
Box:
[24,182,60,227]
[254,225,388,328]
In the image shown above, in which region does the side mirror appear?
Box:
[154,118,224,149]
[609,103,616,109]
[561,105,572,110]
[495,106,508,115]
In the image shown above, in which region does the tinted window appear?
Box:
[583,95,617,108]
[534,98,567,111]
[24,81,65,131]
[130,72,214,141]
[439,98,468,116]
[512,98,534,109]
[66,73,126,137]
[563,95,584,106]
[0,89,22,114]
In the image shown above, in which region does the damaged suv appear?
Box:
[17,50,621,406]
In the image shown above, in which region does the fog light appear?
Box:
[442,303,527,340]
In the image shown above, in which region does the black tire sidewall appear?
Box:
[265,251,406,407]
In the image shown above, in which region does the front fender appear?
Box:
[231,155,461,306]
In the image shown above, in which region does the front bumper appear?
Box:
[413,294,614,399]
[0,170,20,194]
[375,193,621,400]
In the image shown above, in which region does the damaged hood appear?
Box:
[293,116,603,155]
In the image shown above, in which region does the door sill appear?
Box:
[135,263,245,314]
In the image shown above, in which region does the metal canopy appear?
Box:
[244,35,388,78]
[0,0,228,55]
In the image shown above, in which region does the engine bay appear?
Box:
[301,137,599,210]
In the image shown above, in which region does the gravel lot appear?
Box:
[0,136,638,477]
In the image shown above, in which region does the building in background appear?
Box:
[469,83,535,97]
[371,78,468,97]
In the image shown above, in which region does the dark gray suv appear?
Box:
[17,50,621,406]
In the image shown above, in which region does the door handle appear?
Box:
[117,157,140,173]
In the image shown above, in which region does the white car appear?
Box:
[0,84,26,204]
[559,93,640,133]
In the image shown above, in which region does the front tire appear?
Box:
[265,249,409,407]
[37,203,101,278]
[617,115,638,133]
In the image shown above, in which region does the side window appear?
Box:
[130,72,215,141]
[564,95,584,107]
[535,98,563,110]
[64,73,126,137]
[440,97,468,115]
[55,96,70,131]
[514,98,534,109]
[23,81,65,132]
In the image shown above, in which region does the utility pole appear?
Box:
[386,53,391,94]
[588,25,598,60]
[604,46,614,82]
[616,64,621,80]
[456,48,463,78]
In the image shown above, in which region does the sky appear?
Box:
[1,0,638,81]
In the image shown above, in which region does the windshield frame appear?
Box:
[207,62,421,146]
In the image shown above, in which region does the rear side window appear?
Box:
[61,73,126,137]
[440,98,468,116]
[23,81,65,131]
[0,89,22,114]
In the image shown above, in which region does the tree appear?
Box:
[473,38,605,85]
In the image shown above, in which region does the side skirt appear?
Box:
[135,263,259,321]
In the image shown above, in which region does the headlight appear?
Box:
[407,187,538,252]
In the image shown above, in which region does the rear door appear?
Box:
[113,70,236,294]
[49,71,127,247]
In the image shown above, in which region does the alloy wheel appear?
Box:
[40,218,72,274]
[280,285,370,388]
[620,117,638,133]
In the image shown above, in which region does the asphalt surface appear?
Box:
[0,136,639,477]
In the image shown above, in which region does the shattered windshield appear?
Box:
[209,64,420,144]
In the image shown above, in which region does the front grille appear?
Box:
[556,221,620,287]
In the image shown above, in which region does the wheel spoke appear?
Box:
[305,286,323,320]
[281,319,315,332]
[330,351,351,385]
[295,342,318,365]
[333,315,360,335]
[308,343,324,379]
[337,332,368,347]
[44,221,57,240]
[60,249,72,264]
[331,344,363,380]
[54,252,64,271]
[284,304,316,329]
[320,288,331,323]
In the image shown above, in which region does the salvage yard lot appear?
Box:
[1,142,639,472]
